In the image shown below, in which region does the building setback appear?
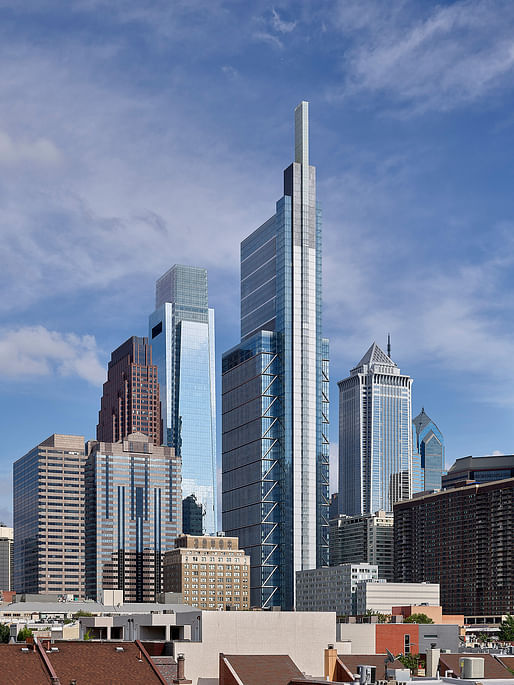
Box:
[338,342,413,516]
[163,534,250,610]
[329,510,394,581]
[0,525,13,591]
[97,336,162,447]
[149,265,217,534]
[222,101,330,610]
[13,434,85,597]
[85,432,181,602]
[442,454,514,489]
[394,478,514,615]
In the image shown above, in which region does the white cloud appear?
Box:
[0,326,105,385]
[0,131,62,166]
[253,30,284,49]
[334,0,514,112]
[271,8,296,34]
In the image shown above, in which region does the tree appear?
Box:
[404,613,435,624]
[398,653,422,672]
[0,623,10,643]
[73,610,93,618]
[365,609,389,623]
[17,627,33,642]
[499,614,514,642]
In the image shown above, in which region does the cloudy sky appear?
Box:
[1,0,514,523]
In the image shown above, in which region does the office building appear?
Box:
[412,408,444,493]
[97,336,162,446]
[329,511,394,581]
[163,534,250,610]
[182,494,204,536]
[394,478,514,615]
[149,265,216,534]
[0,525,13,591]
[85,432,181,602]
[442,454,514,489]
[13,434,85,597]
[338,342,412,516]
[355,581,440,615]
[296,564,378,615]
[222,101,330,609]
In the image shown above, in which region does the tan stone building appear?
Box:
[163,535,250,610]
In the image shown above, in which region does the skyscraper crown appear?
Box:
[351,342,399,375]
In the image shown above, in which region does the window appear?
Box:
[404,635,410,654]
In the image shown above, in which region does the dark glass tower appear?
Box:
[221,102,329,610]
[412,408,445,492]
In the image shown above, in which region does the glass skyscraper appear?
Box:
[221,101,330,610]
[149,265,216,534]
[412,408,444,492]
[338,343,413,515]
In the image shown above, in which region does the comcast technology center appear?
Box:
[338,343,413,516]
[149,265,217,534]
[222,102,330,610]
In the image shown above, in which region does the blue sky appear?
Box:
[1,0,514,523]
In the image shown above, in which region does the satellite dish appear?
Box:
[385,649,395,663]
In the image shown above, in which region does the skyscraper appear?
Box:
[149,265,216,535]
[338,343,412,516]
[221,101,330,610]
[0,525,14,591]
[412,408,444,493]
[85,432,181,602]
[13,434,86,597]
[97,336,162,446]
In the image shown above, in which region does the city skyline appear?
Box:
[1,1,514,524]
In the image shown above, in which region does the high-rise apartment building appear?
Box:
[13,434,85,597]
[296,563,379,615]
[85,433,181,602]
[394,478,514,616]
[149,265,216,534]
[412,408,444,493]
[329,510,394,581]
[338,343,412,516]
[163,534,250,610]
[97,336,162,447]
[0,525,14,591]
[222,101,330,610]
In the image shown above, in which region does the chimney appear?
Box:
[426,646,440,678]
[172,652,192,684]
[325,645,338,682]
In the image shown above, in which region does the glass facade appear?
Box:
[338,343,413,515]
[85,434,181,602]
[149,265,217,534]
[222,102,329,610]
[412,408,444,493]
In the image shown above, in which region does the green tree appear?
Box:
[404,613,435,624]
[365,609,389,623]
[0,623,10,643]
[499,614,514,642]
[17,627,33,642]
[398,653,422,672]
[73,610,93,618]
[83,629,92,641]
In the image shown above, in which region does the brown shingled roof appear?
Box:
[439,653,514,679]
[0,644,52,685]
[221,654,305,685]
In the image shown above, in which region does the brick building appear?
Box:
[394,478,514,615]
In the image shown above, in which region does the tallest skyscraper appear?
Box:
[222,102,329,610]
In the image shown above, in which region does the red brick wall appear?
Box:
[376,624,419,656]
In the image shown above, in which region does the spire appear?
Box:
[387,334,391,359]
[294,101,309,167]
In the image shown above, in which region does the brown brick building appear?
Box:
[97,336,162,446]
[163,534,250,610]
[394,478,514,616]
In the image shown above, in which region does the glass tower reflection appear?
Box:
[149,265,217,534]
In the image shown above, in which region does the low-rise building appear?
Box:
[296,564,379,615]
[336,621,460,655]
[356,581,440,614]
[163,534,250,610]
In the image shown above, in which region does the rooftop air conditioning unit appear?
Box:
[357,665,376,684]
[460,657,484,679]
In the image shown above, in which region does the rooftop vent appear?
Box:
[51,647,59,652]
[21,647,30,653]
[115,646,124,652]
